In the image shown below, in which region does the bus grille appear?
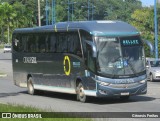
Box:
[109,82,140,89]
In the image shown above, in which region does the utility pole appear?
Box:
[46,0,49,25]
[68,0,70,21]
[154,0,158,59]
[52,0,56,25]
[88,0,90,20]
[82,0,95,21]
[65,1,76,21]
[38,0,41,26]
[91,4,95,20]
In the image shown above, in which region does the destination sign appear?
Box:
[122,40,139,46]
[99,37,116,42]
[120,36,142,47]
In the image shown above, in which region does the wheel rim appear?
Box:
[28,79,34,94]
[77,83,86,102]
[29,83,33,93]
[79,86,85,98]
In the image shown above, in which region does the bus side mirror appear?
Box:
[143,39,154,55]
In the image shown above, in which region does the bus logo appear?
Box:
[63,56,71,76]
[23,57,37,64]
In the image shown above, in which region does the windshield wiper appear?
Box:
[112,56,122,63]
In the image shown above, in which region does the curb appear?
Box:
[0,74,7,77]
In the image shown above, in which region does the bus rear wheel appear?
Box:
[27,77,35,95]
[77,82,87,103]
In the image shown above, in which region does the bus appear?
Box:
[12,21,148,102]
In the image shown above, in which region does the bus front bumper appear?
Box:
[84,82,147,97]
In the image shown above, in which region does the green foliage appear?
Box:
[0,1,35,43]
[130,6,160,57]
[0,0,159,57]
[0,103,91,121]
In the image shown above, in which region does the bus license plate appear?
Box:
[121,92,129,96]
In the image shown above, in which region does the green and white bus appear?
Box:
[12,21,148,102]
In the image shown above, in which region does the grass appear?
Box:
[0,73,7,75]
[0,103,91,121]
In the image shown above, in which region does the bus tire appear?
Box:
[77,82,87,103]
[150,74,154,82]
[27,77,35,95]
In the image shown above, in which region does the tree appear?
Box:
[0,2,17,43]
[130,7,160,57]
[0,1,35,43]
[12,2,34,28]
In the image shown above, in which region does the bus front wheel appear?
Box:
[77,82,87,103]
[27,77,35,95]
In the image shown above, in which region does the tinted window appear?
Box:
[57,33,67,52]
[38,34,46,53]
[21,35,28,52]
[68,32,82,57]
[28,34,35,52]
[86,44,95,72]
[50,34,56,52]
[12,32,82,57]
[13,34,20,52]
[80,30,92,56]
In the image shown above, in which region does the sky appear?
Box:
[141,0,154,7]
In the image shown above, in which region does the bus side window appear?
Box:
[21,35,28,52]
[50,34,56,52]
[13,34,20,52]
[39,34,46,53]
[57,33,67,53]
[45,35,50,52]
[68,32,82,57]
[86,43,95,72]
[80,30,92,59]
[28,34,36,53]
[35,35,39,53]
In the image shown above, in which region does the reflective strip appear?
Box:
[34,85,76,94]
[19,83,27,87]
[84,90,97,96]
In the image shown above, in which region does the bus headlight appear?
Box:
[139,80,146,84]
[97,81,110,86]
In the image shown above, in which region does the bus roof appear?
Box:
[13,21,139,36]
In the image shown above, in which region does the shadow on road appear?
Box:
[21,90,156,104]
[87,95,156,105]
[0,92,19,98]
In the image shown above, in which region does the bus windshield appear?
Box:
[96,36,145,78]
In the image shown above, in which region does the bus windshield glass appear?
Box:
[96,36,145,77]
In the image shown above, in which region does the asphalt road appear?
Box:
[0,52,160,121]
